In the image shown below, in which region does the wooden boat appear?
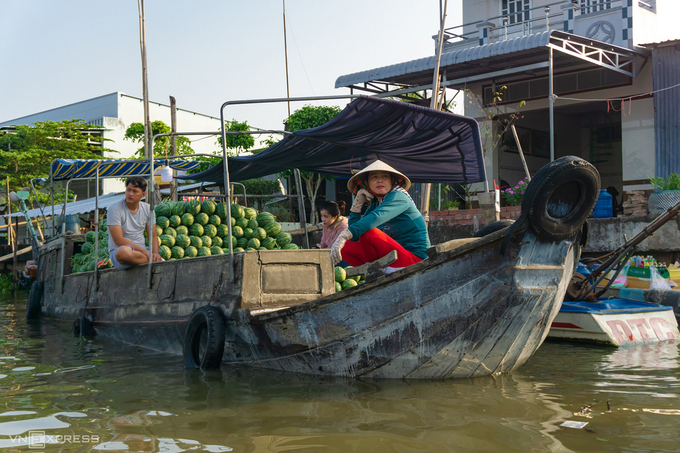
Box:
[27,97,601,379]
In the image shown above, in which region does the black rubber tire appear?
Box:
[73,316,96,337]
[184,306,226,370]
[26,281,43,320]
[473,220,515,237]
[523,156,600,242]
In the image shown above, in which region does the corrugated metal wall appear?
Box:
[654,42,680,178]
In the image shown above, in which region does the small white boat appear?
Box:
[548,297,679,346]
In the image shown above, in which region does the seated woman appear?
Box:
[315,200,349,249]
[330,160,430,272]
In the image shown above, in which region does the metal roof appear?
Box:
[336,30,647,91]
[4,192,123,219]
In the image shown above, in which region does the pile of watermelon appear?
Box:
[153,199,298,261]
[71,220,113,273]
[334,266,365,292]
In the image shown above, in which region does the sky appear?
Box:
[0,0,462,135]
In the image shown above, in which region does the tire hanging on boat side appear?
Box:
[184,306,226,370]
[26,281,44,320]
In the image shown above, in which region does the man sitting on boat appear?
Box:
[330,160,430,273]
[107,177,161,269]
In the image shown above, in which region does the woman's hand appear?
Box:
[330,229,353,265]
[351,189,375,213]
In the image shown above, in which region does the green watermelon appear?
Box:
[342,279,358,290]
[189,223,204,237]
[201,200,216,215]
[189,236,203,248]
[275,232,293,246]
[186,200,201,215]
[209,215,221,226]
[247,238,260,249]
[197,246,211,257]
[222,248,229,254]
[247,219,258,230]
[175,234,191,248]
[171,246,185,259]
[155,203,172,218]
[231,204,245,219]
[210,246,223,255]
[235,217,248,229]
[184,245,198,258]
[216,224,230,238]
[156,225,163,237]
[231,217,236,227]
[243,227,254,239]
[163,227,177,237]
[85,231,96,243]
[201,235,212,248]
[212,236,223,248]
[253,227,267,241]
[233,247,245,253]
[335,281,342,292]
[195,212,209,226]
[158,245,172,260]
[245,247,256,251]
[160,234,176,247]
[215,202,229,220]
[181,213,194,226]
[282,243,299,250]
[231,236,238,248]
[156,216,170,229]
[204,224,217,238]
[171,201,186,216]
[261,237,277,250]
[169,215,181,228]
[100,219,108,231]
[334,266,346,283]
[176,225,189,236]
[232,226,244,238]
[237,238,249,249]
[264,222,282,238]
[244,207,258,220]
[256,212,275,226]
[257,247,268,251]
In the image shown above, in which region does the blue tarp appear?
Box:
[48,158,202,182]
[181,96,486,185]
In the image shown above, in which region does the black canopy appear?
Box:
[182,96,486,185]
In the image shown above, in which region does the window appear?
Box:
[502,0,531,25]
[580,0,612,15]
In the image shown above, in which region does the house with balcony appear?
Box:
[335,0,680,204]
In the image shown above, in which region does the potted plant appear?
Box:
[648,173,680,218]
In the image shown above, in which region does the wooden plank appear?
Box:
[285,224,322,236]
[0,246,32,263]
[345,250,397,282]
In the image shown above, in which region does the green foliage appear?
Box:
[0,274,12,292]
[124,120,195,158]
[241,178,282,210]
[501,178,529,206]
[216,120,256,155]
[0,119,114,206]
[285,105,342,132]
[465,86,525,157]
[649,174,680,191]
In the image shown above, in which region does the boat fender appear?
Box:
[473,220,515,238]
[184,306,226,370]
[26,281,44,320]
[73,316,96,338]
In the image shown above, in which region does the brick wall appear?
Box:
[430,206,521,226]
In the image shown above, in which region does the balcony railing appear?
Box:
[439,0,624,51]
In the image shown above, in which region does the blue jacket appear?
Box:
[347,190,431,259]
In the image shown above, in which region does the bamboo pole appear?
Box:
[170,96,178,202]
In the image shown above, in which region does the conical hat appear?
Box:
[347,160,411,193]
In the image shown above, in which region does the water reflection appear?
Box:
[1,294,680,452]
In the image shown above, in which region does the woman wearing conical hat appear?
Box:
[330,160,431,272]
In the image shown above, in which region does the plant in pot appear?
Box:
[648,173,680,218]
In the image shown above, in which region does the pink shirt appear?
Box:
[319,217,349,248]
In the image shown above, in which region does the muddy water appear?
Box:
[1,291,679,452]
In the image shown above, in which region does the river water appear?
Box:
[1,291,679,453]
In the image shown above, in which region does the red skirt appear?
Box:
[341,228,423,268]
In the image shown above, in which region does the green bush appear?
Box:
[649,173,680,192]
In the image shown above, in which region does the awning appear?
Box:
[46,158,203,182]
[181,96,486,185]
[336,30,648,94]
[4,192,124,218]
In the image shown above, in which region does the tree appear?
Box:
[0,119,114,207]
[217,119,255,156]
[281,105,342,224]
[124,120,194,158]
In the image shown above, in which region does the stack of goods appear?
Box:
[70,221,112,273]
[153,200,297,261]
[333,266,365,292]
[622,191,648,217]
[596,255,679,289]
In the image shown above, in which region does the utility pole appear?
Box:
[138,0,152,160]
[283,0,291,118]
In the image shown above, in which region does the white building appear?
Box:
[0,92,224,198]
[335,0,680,204]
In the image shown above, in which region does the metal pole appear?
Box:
[549,47,555,162]
[94,166,99,291]
[294,169,309,249]
[147,141,155,289]
[12,217,17,292]
[283,0,291,118]
[138,0,152,161]
[170,96,178,202]
[220,109,235,283]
